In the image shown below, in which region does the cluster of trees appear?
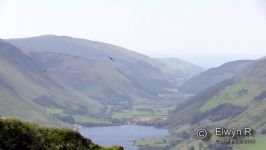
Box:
[0,118,123,150]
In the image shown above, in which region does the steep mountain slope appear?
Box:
[0,40,103,126]
[2,35,202,126]
[32,52,143,111]
[179,60,253,94]
[167,58,266,150]
[7,35,202,92]
[6,35,202,122]
[7,36,170,96]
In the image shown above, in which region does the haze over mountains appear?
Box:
[1,35,202,126]
[1,35,266,150]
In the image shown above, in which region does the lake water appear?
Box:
[79,125,169,150]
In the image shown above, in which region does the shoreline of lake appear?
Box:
[79,125,170,150]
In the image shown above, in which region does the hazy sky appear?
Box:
[0,0,266,67]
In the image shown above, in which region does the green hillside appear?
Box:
[0,118,123,150]
[5,35,201,125]
[179,60,253,94]
[8,35,202,91]
[166,58,266,149]
[0,40,104,126]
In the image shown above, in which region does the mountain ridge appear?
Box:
[179,60,254,94]
[167,58,266,150]
[1,35,202,126]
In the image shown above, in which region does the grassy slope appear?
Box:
[33,53,136,107]
[0,35,195,126]
[30,51,184,123]
[164,58,266,150]
[233,136,266,150]
[7,35,174,95]
[0,52,59,126]
[0,40,103,126]
[0,36,191,127]
[179,60,253,94]
[7,35,203,96]
[0,65,103,125]
[5,35,204,125]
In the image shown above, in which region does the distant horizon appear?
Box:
[1,0,266,68]
[4,34,265,68]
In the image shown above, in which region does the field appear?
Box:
[73,115,111,125]
[134,135,180,149]
[46,108,65,115]
[233,136,266,150]
[110,98,178,124]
